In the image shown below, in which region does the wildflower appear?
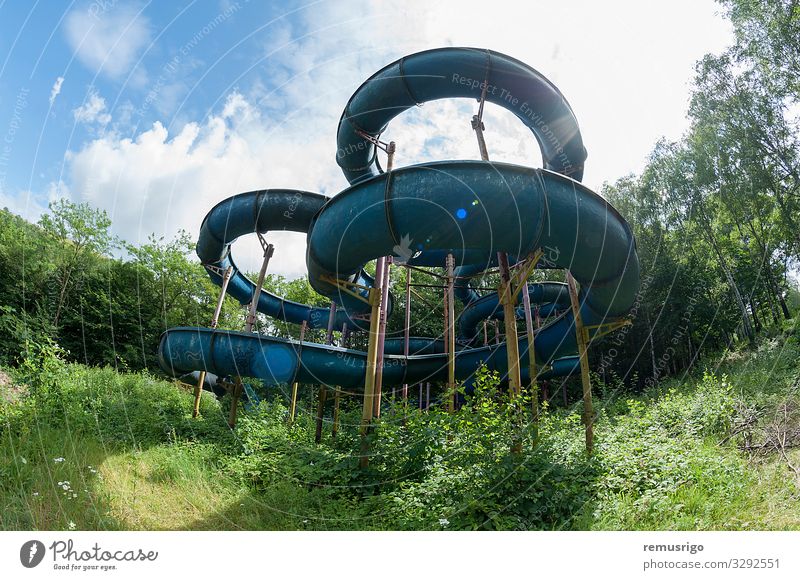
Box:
[32,492,39,497]
[439,518,449,527]
[20,457,27,464]
[53,457,65,463]
[68,521,76,530]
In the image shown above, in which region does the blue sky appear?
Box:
[0,0,733,276]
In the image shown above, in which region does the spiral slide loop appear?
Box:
[158,47,639,390]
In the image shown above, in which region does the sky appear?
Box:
[0,0,734,278]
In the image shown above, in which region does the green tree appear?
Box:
[38,199,115,328]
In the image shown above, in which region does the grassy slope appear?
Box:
[1,326,798,531]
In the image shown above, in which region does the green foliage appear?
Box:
[2,331,800,530]
[0,205,229,371]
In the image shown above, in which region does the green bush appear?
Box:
[3,333,799,531]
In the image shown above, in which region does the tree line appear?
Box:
[0,0,797,391]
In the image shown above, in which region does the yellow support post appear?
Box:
[230,238,274,428]
[359,265,384,468]
[499,252,523,454]
[331,387,341,439]
[373,257,392,418]
[445,253,457,412]
[288,321,306,425]
[289,382,299,423]
[498,253,522,398]
[402,266,411,406]
[227,378,243,428]
[521,281,539,431]
[566,271,594,456]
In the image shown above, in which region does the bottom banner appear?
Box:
[1,531,797,579]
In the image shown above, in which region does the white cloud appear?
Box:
[58,3,435,278]
[73,90,112,125]
[64,3,151,80]
[54,0,733,278]
[0,181,69,223]
[49,77,64,107]
[63,92,347,278]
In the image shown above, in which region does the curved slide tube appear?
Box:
[196,189,391,329]
[337,47,587,184]
[159,47,639,395]
[159,327,580,391]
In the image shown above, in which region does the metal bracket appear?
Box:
[508,248,544,304]
[257,232,274,257]
[204,263,226,277]
[320,274,375,306]
[355,129,393,154]
[585,318,632,343]
[499,248,544,306]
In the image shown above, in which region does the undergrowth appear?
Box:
[1,324,798,530]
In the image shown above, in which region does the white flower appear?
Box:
[20,457,27,464]
[53,457,65,463]
[32,492,39,497]
[68,521,76,530]
[439,518,449,527]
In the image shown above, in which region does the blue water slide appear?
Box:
[158,47,639,394]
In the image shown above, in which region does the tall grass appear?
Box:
[1,325,798,530]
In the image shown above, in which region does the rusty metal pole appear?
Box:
[498,252,523,455]
[521,281,539,428]
[229,241,274,428]
[368,141,396,422]
[373,257,392,418]
[194,265,232,418]
[446,253,456,412]
[498,253,522,398]
[325,301,337,345]
[314,301,337,443]
[360,259,385,468]
[566,272,594,456]
[471,83,521,400]
[471,79,490,162]
[483,320,489,346]
[494,319,501,345]
[332,322,348,438]
[535,306,546,407]
[244,238,274,332]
